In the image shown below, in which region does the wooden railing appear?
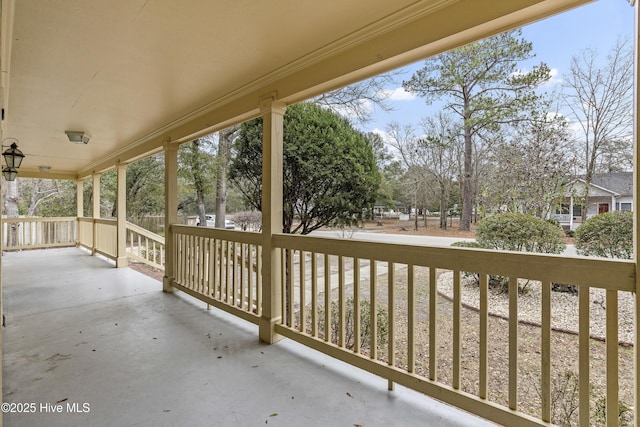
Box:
[271,233,635,427]
[2,217,77,250]
[126,221,165,270]
[171,225,262,325]
[78,217,94,249]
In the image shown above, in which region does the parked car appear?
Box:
[195,214,235,229]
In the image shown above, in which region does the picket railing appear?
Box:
[171,225,262,325]
[271,233,634,427]
[1,217,77,250]
[126,221,165,270]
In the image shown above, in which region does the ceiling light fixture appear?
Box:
[65,131,90,144]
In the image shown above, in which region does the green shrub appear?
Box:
[574,211,632,259]
[475,212,566,254]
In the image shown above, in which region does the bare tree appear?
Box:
[313,71,402,124]
[387,116,461,229]
[562,37,633,219]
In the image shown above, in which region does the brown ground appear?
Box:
[129,218,623,426]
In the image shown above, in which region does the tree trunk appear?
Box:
[460,124,473,230]
[439,184,447,230]
[214,127,235,228]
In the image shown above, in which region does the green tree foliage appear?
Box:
[475,213,565,254]
[178,138,218,224]
[230,102,381,234]
[403,29,550,231]
[574,211,632,259]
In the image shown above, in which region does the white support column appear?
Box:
[92,173,101,255]
[163,142,179,293]
[612,195,617,212]
[116,163,128,268]
[259,96,286,344]
[569,195,574,231]
[76,179,83,246]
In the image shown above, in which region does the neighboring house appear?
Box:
[555,172,633,230]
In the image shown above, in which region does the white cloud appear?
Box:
[381,87,416,102]
[544,68,563,86]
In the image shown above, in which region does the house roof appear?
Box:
[0,1,597,179]
[591,172,633,197]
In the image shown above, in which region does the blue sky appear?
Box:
[360,1,635,136]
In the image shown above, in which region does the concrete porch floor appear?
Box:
[2,247,495,427]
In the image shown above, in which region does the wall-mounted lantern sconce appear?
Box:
[2,138,25,181]
[65,131,90,144]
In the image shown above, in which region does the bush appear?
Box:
[475,212,566,254]
[574,211,632,259]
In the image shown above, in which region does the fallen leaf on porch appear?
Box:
[252,365,259,368]
[56,398,68,403]
[270,413,278,417]
[346,392,353,398]
[163,409,170,413]
[354,424,363,427]
[217,356,222,359]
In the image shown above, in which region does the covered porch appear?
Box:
[1,1,639,427]
[2,247,490,427]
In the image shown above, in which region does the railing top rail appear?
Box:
[126,221,165,243]
[94,218,117,226]
[172,224,261,245]
[273,233,635,292]
[2,216,78,223]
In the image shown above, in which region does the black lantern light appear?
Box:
[2,140,25,181]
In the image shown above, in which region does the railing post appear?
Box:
[76,179,83,246]
[92,173,101,255]
[163,142,179,293]
[259,95,286,344]
[116,162,128,268]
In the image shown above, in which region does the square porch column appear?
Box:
[92,173,101,255]
[163,142,179,293]
[76,179,83,246]
[259,96,286,344]
[116,163,128,268]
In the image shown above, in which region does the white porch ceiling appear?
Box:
[1,0,592,179]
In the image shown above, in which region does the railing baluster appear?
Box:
[311,252,318,338]
[354,258,361,354]
[288,249,294,327]
[256,246,262,316]
[370,259,377,360]
[429,266,437,381]
[225,240,231,304]
[339,255,345,348]
[606,289,619,427]
[300,250,306,333]
[408,265,415,373]
[541,280,551,422]
[579,285,590,427]
[479,273,488,399]
[508,277,518,411]
[240,243,246,310]
[324,253,330,343]
[453,270,461,389]
[388,261,395,390]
